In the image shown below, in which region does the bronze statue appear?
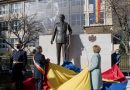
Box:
[51,14,72,65]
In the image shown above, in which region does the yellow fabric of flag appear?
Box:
[47,63,90,90]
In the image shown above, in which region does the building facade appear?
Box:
[0,0,114,53]
[84,0,112,26]
[0,0,86,53]
[26,0,85,34]
[0,0,26,53]
[84,0,113,34]
[26,0,112,34]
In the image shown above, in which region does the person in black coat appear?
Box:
[10,42,27,90]
[33,46,49,90]
[111,49,121,66]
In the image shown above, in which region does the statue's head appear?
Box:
[59,14,65,22]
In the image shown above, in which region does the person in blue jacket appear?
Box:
[111,49,121,66]
[33,46,49,90]
[88,45,102,90]
[10,42,27,90]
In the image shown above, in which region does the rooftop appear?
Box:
[0,0,26,4]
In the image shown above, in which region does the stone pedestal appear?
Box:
[39,34,112,72]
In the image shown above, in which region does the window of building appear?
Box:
[89,12,104,25]
[58,1,67,7]
[0,21,8,31]
[89,0,102,4]
[81,14,85,25]
[0,44,2,48]
[8,38,18,46]
[27,41,35,47]
[81,0,85,5]
[71,14,85,26]
[71,0,84,6]
[11,20,21,31]
[0,39,2,43]
[89,13,95,25]
[28,42,35,47]
[89,0,94,4]
[0,5,8,15]
[2,44,7,48]
[39,0,48,3]
[71,14,79,26]
[10,3,22,13]
[10,38,14,44]
[3,39,6,43]
[0,39,8,48]
[100,12,104,24]
[0,45,2,48]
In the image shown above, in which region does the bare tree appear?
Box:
[0,14,43,50]
[105,0,130,54]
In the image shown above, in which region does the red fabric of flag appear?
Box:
[102,64,126,82]
[23,64,50,90]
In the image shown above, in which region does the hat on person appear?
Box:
[15,41,22,45]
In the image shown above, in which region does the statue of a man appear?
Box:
[51,14,72,65]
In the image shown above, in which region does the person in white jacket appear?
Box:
[88,45,102,90]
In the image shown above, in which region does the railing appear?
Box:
[119,54,130,76]
[0,55,33,71]
[0,54,130,75]
[0,55,33,89]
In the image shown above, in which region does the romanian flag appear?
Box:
[90,0,101,24]
[45,63,90,90]
[23,61,127,90]
[62,61,128,90]
[95,0,101,23]
[23,63,90,90]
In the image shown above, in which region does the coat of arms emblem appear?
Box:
[88,35,96,42]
